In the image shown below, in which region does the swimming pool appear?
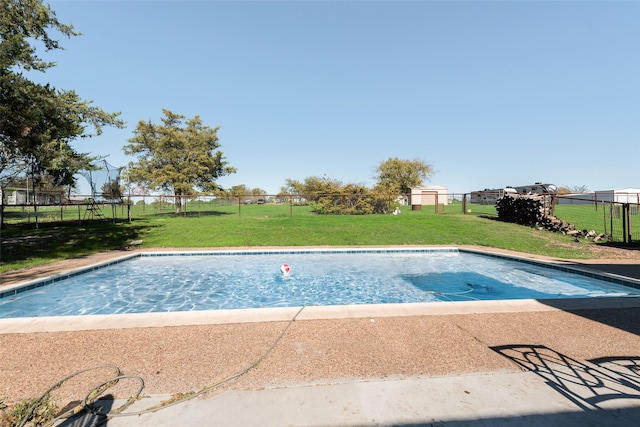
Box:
[1,248,639,319]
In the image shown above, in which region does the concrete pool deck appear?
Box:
[1,246,639,426]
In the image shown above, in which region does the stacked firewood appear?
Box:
[495,194,609,242]
[495,194,549,226]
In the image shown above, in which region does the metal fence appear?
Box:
[553,194,639,244]
[2,192,638,244]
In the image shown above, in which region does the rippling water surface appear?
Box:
[1,250,638,318]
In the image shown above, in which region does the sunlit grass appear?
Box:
[0,203,602,273]
[554,204,609,232]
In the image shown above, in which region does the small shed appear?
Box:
[410,185,449,208]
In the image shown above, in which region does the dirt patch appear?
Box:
[573,242,639,260]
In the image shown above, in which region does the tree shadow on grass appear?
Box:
[0,222,154,266]
[133,209,234,219]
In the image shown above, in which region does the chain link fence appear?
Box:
[549,194,638,244]
[2,191,638,244]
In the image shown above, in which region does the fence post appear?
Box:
[622,203,630,243]
[183,195,187,217]
[602,201,607,236]
[629,203,634,243]
[610,202,614,240]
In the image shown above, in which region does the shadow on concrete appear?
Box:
[385,407,640,426]
[539,299,640,336]
[376,345,640,426]
[57,395,114,427]
[492,344,640,408]
[566,262,640,281]
[384,346,640,426]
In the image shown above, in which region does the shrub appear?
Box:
[0,394,58,427]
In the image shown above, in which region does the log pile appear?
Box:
[495,194,609,242]
[495,194,549,227]
[537,215,609,242]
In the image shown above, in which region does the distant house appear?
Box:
[410,185,449,207]
[558,188,640,205]
[470,183,557,205]
[1,188,62,205]
[470,188,517,205]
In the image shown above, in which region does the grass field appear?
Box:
[554,204,613,233]
[1,202,617,273]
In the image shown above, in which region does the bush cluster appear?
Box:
[311,192,390,215]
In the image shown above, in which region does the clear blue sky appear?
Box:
[32,0,639,194]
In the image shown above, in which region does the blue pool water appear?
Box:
[1,249,639,318]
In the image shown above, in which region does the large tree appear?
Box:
[0,0,124,187]
[374,157,434,194]
[123,109,236,214]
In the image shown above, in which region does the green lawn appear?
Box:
[1,203,607,273]
[553,204,609,233]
